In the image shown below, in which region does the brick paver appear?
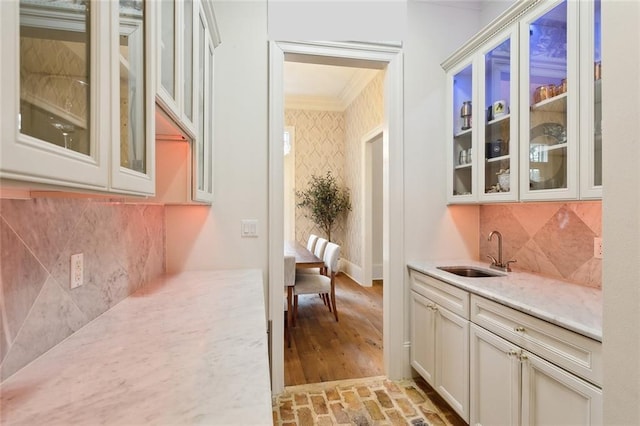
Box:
[273,377,456,426]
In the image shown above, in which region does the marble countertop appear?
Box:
[408,260,602,342]
[0,269,272,425]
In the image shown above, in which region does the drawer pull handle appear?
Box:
[428,304,438,312]
[507,350,519,357]
[519,353,529,361]
[514,326,526,333]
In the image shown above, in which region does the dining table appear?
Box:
[284,241,323,331]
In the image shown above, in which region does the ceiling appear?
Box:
[284,61,380,111]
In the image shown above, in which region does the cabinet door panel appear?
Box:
[1,0,109,189]
[410,291,436,386]
[435,305,469,422]
[470,324,521,426]
[522,351,602,426]
[519,0,579,200]
[111,0,154,194]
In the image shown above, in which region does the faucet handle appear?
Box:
[505,259,517,272]
[486,255,498,266]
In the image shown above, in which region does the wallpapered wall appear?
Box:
[285,71,385,272]
[344,72,385,268]
[479,201,602,288]
[0,198,165,381]
[285,110,347,247]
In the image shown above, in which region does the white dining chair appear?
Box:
[294,242,341,322]
[306,234,319,253]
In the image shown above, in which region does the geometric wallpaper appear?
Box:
[343,72,385,268]
[0,198,165,381]
[285,109,347,248]
[285,71,385,271]
[479,201,602,288]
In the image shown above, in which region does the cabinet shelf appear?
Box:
[531,93,567,112]
[487,114,510,126]
[454,128,472,138]
[455,163,473,170]
[487,154,510,163]
[532,142,567,154]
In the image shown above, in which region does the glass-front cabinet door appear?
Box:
[110,0,154,194]
[478,27,519,202]
[1,0,110,189]
[519,0,579,200]
[193,7,214,203]
[447,59,476,203]
[580,0,602,199]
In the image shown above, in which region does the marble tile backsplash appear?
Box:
[479,202,602,288]
[0,198,165,381]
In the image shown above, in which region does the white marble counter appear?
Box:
[0,269,272,425]
[408,260,602,342]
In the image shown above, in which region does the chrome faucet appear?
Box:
[487,230,516,272]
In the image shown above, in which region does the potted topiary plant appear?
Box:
[297,171,352,242]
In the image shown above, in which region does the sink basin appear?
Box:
[437,266,503,278]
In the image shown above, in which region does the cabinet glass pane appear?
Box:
[197,15,205,190]
[484,38,512,194]
[452,64,473,197]
[527,1,568,191]
[183,0,194,120]
[593,0,602,187]
[119,0,146,173]
[160,0,175,97]
[19,0,90,155]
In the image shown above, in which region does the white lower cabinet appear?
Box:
[409,268,602,426]
[470,323,602,426]
[410,273,469,422]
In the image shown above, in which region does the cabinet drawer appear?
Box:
[471,295,602,387]
[410,270,469,319]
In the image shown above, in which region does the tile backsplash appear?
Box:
[0,198,165,381]
[479,202,601,288]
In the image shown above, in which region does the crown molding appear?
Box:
[340,69,380,110]
[285,69,380,111]
[285,95,344,112]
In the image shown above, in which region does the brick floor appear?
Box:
[272,376,464,426]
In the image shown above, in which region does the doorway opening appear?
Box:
[269,41,404,394]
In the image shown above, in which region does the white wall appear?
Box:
[479,0,516,27]
[403,1,482,269]
[165,1,269,278]
[602,1,640,423]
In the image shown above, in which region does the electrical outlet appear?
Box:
[594,237,603,259]
[70,253,84,289]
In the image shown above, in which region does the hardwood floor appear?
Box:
[284,273,383,386]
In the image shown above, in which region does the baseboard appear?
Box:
[339,259,365,286]
[372,263,383,280]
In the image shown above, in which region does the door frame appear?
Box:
[361,125,384,287]
[268,41,404,394]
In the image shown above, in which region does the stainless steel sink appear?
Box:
[437,266,503,278]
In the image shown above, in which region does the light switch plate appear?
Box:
[241,219,258,238]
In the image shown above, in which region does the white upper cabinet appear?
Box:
[0,0,155,196]
[153,0,218,204]
[443,0,603,203]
